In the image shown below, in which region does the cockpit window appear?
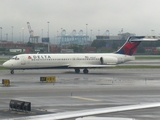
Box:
[11,56,15,59]
[11,56,19,60]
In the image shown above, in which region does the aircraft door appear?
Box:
[21,56,26,65]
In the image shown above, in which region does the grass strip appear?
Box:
[135,56,160,60]
[115,65,160,69]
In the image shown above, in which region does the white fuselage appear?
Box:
[3,53,135,69]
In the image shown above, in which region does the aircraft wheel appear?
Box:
[10,70,14,74]
[83,68,88,74]
[75,68,80,73]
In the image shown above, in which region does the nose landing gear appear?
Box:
[10,69,14,74]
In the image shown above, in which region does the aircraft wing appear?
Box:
[76,116,134,120]
[68,64,116,68]
[6,102,160,120]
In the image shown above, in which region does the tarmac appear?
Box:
[0,68,160,120]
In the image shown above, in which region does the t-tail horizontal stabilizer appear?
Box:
[129,36,160,42]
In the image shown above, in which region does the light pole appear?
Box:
[47,21,50,37]
[57,31,59,44]
[19,32,21,41]
[90,29,92,41]
[0,27,2,40]
[47,21,50,52]
[86,24,88,42]
[60,28,63,46]
[41,29,43,38]
[22,28,24,43]
[11,26,13,42]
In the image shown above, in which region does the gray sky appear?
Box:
[1,0,160,42]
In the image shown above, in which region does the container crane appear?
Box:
[27,22,39,43]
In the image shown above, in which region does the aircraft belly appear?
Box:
[25,60,68,69]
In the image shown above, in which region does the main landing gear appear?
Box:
[83,68,88,74]
[10,69,14,74]
[75,68,80,73]
[74,68,89,74]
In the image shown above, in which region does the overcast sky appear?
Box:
[1,0,160,42]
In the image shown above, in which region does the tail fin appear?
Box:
[116,36,159,55]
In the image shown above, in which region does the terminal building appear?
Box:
[95,32,135,47]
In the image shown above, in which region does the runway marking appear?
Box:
[71,96,101,102]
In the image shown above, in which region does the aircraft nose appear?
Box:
[2,61,10,68]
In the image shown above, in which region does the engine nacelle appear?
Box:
[100,56,118,65]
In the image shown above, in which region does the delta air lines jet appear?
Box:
[2,36,159,74]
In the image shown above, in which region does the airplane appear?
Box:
[3,102,160,120]
[2,36,160,74]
